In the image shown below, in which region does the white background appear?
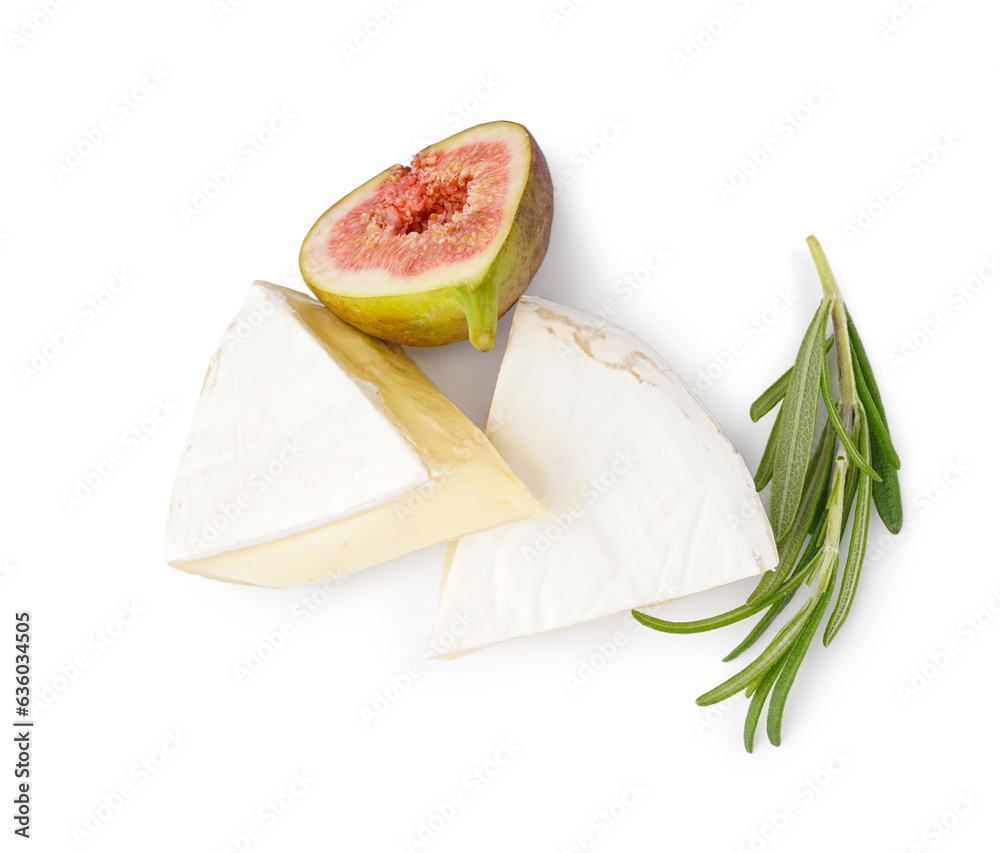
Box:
[3,0,998,850]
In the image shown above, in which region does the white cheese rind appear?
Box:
[429,296,778,656]
[164,281,545,588]
[165,284,428,561]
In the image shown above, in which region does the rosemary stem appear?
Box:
[831,299,858,414]
[807,235,838,300]
[814,459,846,597]
[807,236,859,425]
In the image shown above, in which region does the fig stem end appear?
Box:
[450,280,500,353]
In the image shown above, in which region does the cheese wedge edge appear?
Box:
[429,296,779,656]
[165,281,546,588]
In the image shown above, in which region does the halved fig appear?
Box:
[299,121,553,351]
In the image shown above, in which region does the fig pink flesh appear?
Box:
[325,142,511,277]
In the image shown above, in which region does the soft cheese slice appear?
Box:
[430,296,778,656]
[165,281,545,588]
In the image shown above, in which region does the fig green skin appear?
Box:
[315,286,493,349]
[302,123,553,351]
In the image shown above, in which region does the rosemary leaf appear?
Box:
[750,336,835,422]
[631,556,812,635]
[770,298,833,539]
[846,309,889,429]
[696,601,815,706]
[812,510,831,550]
[724,590,795,662]
[731,534,823,658]
[854,353,900,470]
[766,562,838,746]
[808,500,829,539]
[840,442,860,539]
[871,439,903,534]
[754,406,782,492]
[744,656,786,753]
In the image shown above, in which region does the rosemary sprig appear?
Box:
[634,236,903,751]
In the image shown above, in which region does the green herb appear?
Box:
[634,236,902,751]
[768,297,831,539]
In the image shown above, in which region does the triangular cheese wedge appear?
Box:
[165,281,545,588]
[430,296,778,656]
